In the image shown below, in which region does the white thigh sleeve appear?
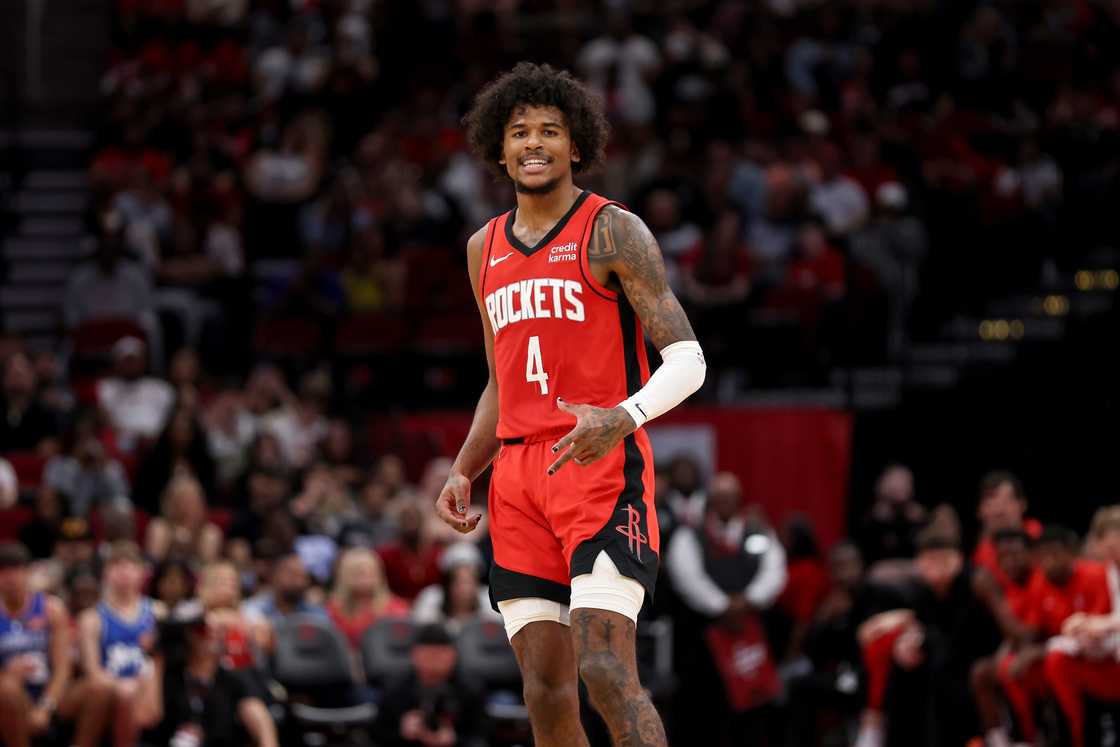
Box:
[497,597,570,642]
[569,551,646,623]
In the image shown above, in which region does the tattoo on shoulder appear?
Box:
[588,206,656,268]
[589,207,695,348]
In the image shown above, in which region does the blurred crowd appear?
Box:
[82,0,1120,393]
[2,0,1120,745]
[6,347,1120,747]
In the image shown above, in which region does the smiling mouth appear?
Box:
[520,156,551,173]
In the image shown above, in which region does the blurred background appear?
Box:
[1,1,1120,746]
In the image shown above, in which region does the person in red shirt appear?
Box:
[377,501,444,601]
[971,471,1042,592]
[326,548,409,649]
[970,528,1037,747]
[997,527,1110,743]
[1042,506,1120,747]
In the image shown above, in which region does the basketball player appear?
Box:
[77,541,164,747]
[0,542,115,747]
[435,63,706,747]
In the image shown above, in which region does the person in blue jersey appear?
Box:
[78,541,165,747]
[0,542,115,747]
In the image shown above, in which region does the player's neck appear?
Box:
[513,182,582,232]
[106,590,139,614]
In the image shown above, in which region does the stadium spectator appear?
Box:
[43,411,131,517]
[378,501,444,602]
[19,488,66,560]
[150,559,195,615]
[970,528,1037,747]
[134,404,218,514]
[260,369,331,470]
[145,475,223,566]
[0,351,59,453]
[153,565,279,747]
[972,472,1042,581]
[412,542,501,635]
[666,472,788,745]
[784,541,866,747]
[373,623,486,747]
[204,389,258,488]
[576,10,661,126]
[63,218,160,359]
[856,464,926,565]
[776,516,831,661]
[664,453,707,528]
[96,337,175,449]
[854,526,1025,747]
[338,477,398,549]
[326,547,409,649]
[77,541,164,747]
[243,551,325,626]
[996,527,1110,744]
[0,542,116,747]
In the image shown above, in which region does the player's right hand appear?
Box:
[436,472,482,534]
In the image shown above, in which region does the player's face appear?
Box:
[105,559,144,596]
[1036,543,1075,586]
[0,566,28,602]
[978,482,1025,532]
[915,547,963,594]
[995,539,1032,583]
[500,105,580,195]
[201,566,240,609]
[1096,528,1120,564]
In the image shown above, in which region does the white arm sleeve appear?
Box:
[617,340,706,428]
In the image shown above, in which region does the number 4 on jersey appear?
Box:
[526,336,549,395]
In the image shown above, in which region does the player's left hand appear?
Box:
[548,398,636,475]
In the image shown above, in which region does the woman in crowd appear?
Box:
[326,547,409,648]
[411,542,500,635]
[145,475,223,565]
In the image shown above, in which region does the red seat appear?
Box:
[208,508,233,534]
[72,318,147,358]
[412,312,483,354]
[0,507,33,541]
[335,314,407,356]
[253,317,321,359]
[3,451,46,489]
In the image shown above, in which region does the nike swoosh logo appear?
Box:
[489,252,514,267]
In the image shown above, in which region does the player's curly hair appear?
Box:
[463,62,610,180]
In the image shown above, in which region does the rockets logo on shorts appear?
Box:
[615,505,648,560]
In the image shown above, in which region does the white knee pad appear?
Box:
[569,551,645,624]
[498,597,571,642]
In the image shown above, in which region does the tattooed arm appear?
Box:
[589,204,697,349]
[548,206,704,474]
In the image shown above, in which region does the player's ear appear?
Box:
[570,142,581,164]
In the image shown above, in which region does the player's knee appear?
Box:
[522,673,579,715]
[578,650,631,703]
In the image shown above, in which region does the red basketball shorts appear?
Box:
[487,427,659,609]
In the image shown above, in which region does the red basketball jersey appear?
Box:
[480,190,651,440]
